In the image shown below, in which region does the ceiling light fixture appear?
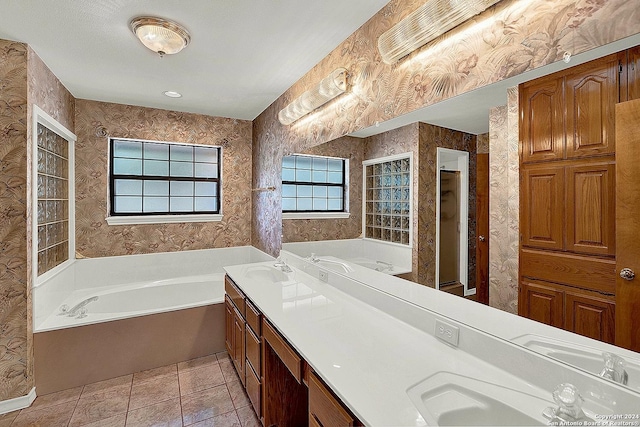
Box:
[163,91,182,98]
[278,68,348,125]
[130,16,191,57]
[377,0,500,64]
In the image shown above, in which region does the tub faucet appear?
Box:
[274,258,293,273]
[599,352,629,385]
[542,383,594,425]
[59,296,99,318]
[376,260,394,271]
[307,254,354,273]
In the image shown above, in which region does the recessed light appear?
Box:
[163,91,182,98]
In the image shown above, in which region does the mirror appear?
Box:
[280,34,640,392]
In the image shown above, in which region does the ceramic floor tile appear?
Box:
[133,364,177,383]
[81,374,133,397]
[181,384,235,426]
[129,372,180,411]
[178,363,225,396]
[189,411,241,427]
[225,381,250,410]
[214,351,230,362]
[78,413,127,427]
[217,358,240,383]
[178,355,219,372]
[236,406,261,427]
[21,386,83,413]
[125,398,182,427]
[69,386,130,427]
[11,401,76,427]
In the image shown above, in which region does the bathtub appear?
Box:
[33,246,272,394]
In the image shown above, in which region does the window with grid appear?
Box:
[282,154,346,212]
[36,123,71,275]
[364,155,411,245]
[109,138,220,216]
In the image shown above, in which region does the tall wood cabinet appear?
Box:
[518,50,636,344]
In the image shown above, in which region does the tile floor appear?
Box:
[0,351,260,427]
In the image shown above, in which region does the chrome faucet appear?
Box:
[306,253,354,272]
[274,258,293,273]
[375,260,394,271]
[59,296,99,318]
[542,383,594,425]
[599,352,629,385]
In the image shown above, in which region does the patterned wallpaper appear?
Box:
[282,136,364,243]
[252,0,640,255]
[488,87,519,313]
[75,100,253,258]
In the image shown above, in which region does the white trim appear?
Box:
[0,387,36,414]
[362,152,412,166]
[283,212,350,220]
[32,106,77,289]
[106,214,223,225]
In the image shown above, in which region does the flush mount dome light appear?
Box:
[163,91,182,98]
[130,16,191,57]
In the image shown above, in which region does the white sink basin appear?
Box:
[407,372,551,426]
[243,265,292,283]
[512,335,640,392]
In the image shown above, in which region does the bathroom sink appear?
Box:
[243,265,292,283]
[407,372,551,426]
[512,335,640,392]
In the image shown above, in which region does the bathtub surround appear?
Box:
[74,99,253,258]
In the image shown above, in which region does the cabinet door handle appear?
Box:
[620,268,635,281]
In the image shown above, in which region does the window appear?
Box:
[282,154,346,214]
[32,106,76,280]
[363,153,412,246]
[108,138,221,220]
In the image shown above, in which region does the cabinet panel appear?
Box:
[628,46,640,101]
[309,372,357,427]
[225,275,246,317]
[520,281,564,328]
[246,300,262,336]
[232,306,245,386]
[566,160,615,255]
[520,78,564,163]
[521,165,564,250]
[224,296,233,356]
[566,291,615,344]
[246,326,261,377]
[246,363,261,419]
[565,53,621,158]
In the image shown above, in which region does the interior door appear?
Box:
[614,98,640,351]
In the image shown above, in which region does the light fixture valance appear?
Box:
[130,16,191,57]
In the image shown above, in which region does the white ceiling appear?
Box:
[0,0,389,120]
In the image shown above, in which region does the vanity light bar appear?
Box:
[378,0,501,64]
[278,68,348,126]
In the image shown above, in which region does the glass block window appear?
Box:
[36,123,70,275]
[364,155,411,245]
[282,154,346,212]
[109,138,221,215]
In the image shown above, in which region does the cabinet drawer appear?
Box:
[262,319,303,383]
[246,299,261,335]
[309,372,356,427]
[246,326,261,376]
[225,275,245,316]
[246,362,261,419]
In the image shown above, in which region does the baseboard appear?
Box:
[0,387,36,414]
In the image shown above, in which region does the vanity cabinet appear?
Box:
[518,49,632,342]
[309,371,360,427]
[628,46,640,100]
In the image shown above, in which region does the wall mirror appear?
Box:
[280,32,640,393]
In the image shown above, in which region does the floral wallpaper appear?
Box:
[75,100,252,258]
[488,87,519,314]
[282,136,364,243]
[252,0,640,256]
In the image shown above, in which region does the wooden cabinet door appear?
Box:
[565,53,622,159]
[615,98,640,352]
[520,77,564,163]
[565,291,615,344]
[565,160,615,256]
[521,165,564,250]
[232,307,246,385]
[628,46,640,101]
[519,280,564,328]
[225,297,234,356]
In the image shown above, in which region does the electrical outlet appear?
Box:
[319,269,329,282]
[435,319,459,347]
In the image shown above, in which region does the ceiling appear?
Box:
[0,0,389,120]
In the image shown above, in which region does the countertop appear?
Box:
[223,261,547,426]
